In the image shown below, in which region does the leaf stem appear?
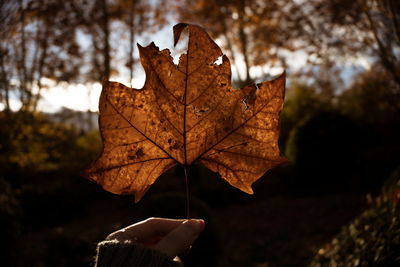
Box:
[184,166,191,219]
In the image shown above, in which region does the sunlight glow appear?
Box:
[1,26,370,114]
[0,99,22,111]
[38,82,102,113]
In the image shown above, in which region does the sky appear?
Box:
[1,24,370,114]
[10,24,287,113]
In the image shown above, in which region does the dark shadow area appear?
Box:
[1,68,399,266]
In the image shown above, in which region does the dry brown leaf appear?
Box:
[83,23,287,202]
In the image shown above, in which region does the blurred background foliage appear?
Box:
[1,0,400,266]
[310,168,400,267]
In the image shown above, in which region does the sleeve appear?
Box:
[95,240,181,267]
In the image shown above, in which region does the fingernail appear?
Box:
[183,219,205,233]
[196,219,205,232]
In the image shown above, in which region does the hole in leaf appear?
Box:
[191,105,210,116]
[136,148,144,157]
[128,148,145,160]
[212,55,223,65]
[242,96,249,111]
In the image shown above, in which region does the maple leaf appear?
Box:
[83,23,287,202]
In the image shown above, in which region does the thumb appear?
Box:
[154,219,205,258]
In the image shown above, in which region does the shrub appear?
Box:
[310,169,400,266]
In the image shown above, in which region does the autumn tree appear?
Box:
[82,0,166,83]
[298,0,400,88]
[117,0,168,84]
[0,0,168,113]
[0,1,11,112]
[173,0,304,85]
[0,0,83,112]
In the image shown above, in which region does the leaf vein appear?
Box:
[106,97,178,163]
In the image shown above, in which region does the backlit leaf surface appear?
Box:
[83,23,287,202]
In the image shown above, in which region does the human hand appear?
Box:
[106,217,205,259]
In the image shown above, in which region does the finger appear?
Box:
[154,219,205,258]
[106,217,186,242]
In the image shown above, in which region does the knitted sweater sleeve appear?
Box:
[95,240,180,267]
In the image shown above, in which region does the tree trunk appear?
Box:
[364,1,400,87]
[237,0,251,83]
[0,51,10,112]
[18,0,30,110]
[32,34,49,112]
[129,0,136,87]
[100,0,110,80]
